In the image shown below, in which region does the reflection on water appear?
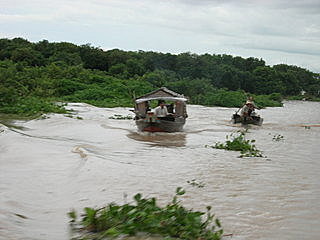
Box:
[127,132,187,148]
[0,101,320,240]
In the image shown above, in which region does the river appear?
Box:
[0,101,319,240]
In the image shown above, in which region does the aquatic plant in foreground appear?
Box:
[68,188,223,240]
[209,131,264,158]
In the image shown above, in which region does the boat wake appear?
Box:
[127,131,187,148]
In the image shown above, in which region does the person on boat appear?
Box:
[247,96,259,110]
[240,98,259,119]
[166,103,174,114]
[154,100,174,121]
[145,101,151,113]
[240,101,253,119]
[154,100,169,117]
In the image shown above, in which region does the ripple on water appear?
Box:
[0,101,320,240]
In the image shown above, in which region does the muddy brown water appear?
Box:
[0,101,319,240]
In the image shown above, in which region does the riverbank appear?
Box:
[0,90,283,117]
[285,94,320,102]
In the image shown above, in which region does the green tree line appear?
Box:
[1,37,319,115]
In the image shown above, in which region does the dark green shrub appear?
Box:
[0,97,66,116]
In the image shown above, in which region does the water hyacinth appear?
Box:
[68,188,223,240]
[272,134,284,141]
[209,131,264,158]
[109,114,133,120]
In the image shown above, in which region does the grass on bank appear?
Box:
[190,90,283,108]
[0,96,67,117]
[68,188,223,240]
[286,94,320,102]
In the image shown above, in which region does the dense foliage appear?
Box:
[1,37,319,115]
[69,188,223,240]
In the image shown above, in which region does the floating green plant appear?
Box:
[187,179,206,188]
[272,134,284,141]
[68,188,223,240]
[64,114,83,119]
[109,114,133,120]
[209,131,264,158]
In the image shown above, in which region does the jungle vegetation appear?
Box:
[1,37,319,116]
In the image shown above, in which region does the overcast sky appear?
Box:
[1,0,319,72]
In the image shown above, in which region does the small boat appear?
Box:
[231,113,263,126]
[133,87,188,132]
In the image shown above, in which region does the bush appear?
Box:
[200,89,246,107]
[0,87,19,106]
[254,94,283,108]
[54,78,87,96]
[0,97,67,116]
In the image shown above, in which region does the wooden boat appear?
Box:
[231,113,263,126]
[134,87,188,132]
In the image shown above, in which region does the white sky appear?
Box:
[1,0,319,72]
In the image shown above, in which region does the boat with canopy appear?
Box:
[133,87,188,132]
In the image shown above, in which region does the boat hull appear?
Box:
[135,118,185,132]
[231,114,263,126]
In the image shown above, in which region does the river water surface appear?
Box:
[0,101,319,240]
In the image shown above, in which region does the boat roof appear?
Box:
[135,87,187,103]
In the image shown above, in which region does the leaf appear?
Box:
[215,218,221,228]
[176,187,186,196]
[104,227,120,237]
[134,193,142,203]
[68,210,77,222]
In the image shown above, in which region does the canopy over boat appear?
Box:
[136,96,187,104]
[135,87,187,103]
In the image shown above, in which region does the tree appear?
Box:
[109,63,128,77]
[253,66,285,94]
[80,44,108,71]
[10,47,45,66]
[49,52,82,66]
[126,58,145,77]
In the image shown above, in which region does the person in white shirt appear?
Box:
[154,100,168,117]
